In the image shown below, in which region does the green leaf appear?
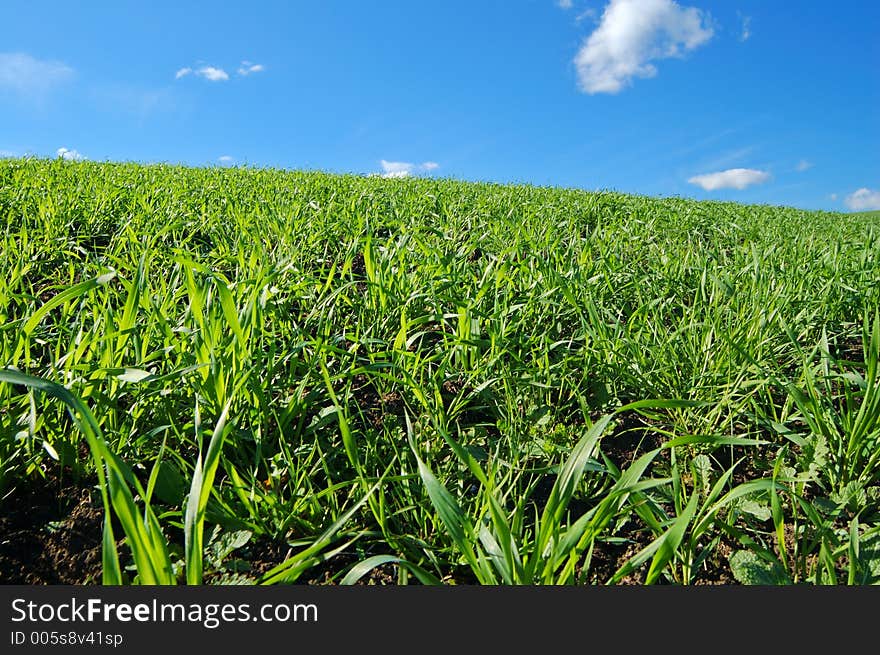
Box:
[210,529,252,564]
[116,368,152,383]
[152,460,187,506]
[645,491,699,584]
[185,398,233,585]
[341,555,442,586]
[857,529,880,584]
[830,481,868,512]
[738,499,772,522]
[216,279,246,347]
[729,550,788,585]
[23,270,117,336]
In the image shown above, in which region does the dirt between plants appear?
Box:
[0,474,105,584]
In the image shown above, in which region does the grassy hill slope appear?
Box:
[1,158,879,585]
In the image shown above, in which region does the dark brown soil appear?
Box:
[829,334,864,365]
[0,473,105,584]
[350,373,406,430]
[0,474,403,586]
[600,411,666,471]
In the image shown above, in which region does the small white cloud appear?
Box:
[845,188,880,211]
[237,61,265,76]
[56,147,84,161]
[738,13,752,42]
[0,52,75,98]
[576,8,598,23]
[557,0,574,9]
[379,160,439,178]
[795,160,813,172]
[218,155,235,165]
[380,160,413,178]
[196,66,229,81]
[176,65,229,82]
[573,0,714,94]
[0,150,16,158]
[688,168,770,191]
[829,193,838,201]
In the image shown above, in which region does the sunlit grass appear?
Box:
[1,157,879,585]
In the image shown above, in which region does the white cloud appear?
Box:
[557,0,574,9]
[688,168,770,191]
[829,193,838,201]
[573,0,713,94]
[196,66,229,81]
[218,155,235,165]
[237,61,265,76]
[380,161,413,178]
[379,160,439,178]
[739,13,752,42]
[56,147,84,161]
[0,52,74,98]
[795,160,813,172]
[176,65,229,81]
[0,150,16,158]
[845,188,880,211]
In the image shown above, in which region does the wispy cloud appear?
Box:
[829,193,838,201]
[91,83,179,121]
[237,61,265,76]
[56,147,84,161]
[575,8,598,23]
[795,160,813,172]
[379,160,440,178]
[0,52,74,99]
[845,188,880,211]
[688,168,770,191]
[218,155,235,165]
[695,146,756,173]
[738,12,752,42]
[573,0,713,94]
[557,0,574,9]
[175,65,229,82]
[0,150,17,158]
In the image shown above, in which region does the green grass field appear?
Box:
[1,157,879,585]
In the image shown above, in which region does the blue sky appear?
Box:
[1,0,877,211]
